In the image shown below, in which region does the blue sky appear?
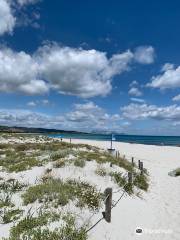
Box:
[0,0,180,135]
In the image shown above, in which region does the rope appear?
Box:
[85,216,104,233]
[85,177,128,234]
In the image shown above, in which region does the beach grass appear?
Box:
[23,178,102,210]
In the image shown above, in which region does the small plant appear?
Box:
[5,212,87,240]
[7,158,39,172]
[50,150,72,161]
[0,208,23,224]
[110,171,133,195]
[175,168,180,176]
[53,159,66,168]
[74,158,86,168]
[23,178,102,210]
[0,193,14,208]
[9,211,50,239]
[0,179,27,192]
[95,165,107,176]
[133,173,149,191]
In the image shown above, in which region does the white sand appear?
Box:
[0,137,180,239]
[64,139,180,240]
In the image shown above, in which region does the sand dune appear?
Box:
[64,139,180,240]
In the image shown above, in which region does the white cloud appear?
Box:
[41,99,49,105]
[161,63,174,72]
[148,64,180,89]
[0,0,16,35]
[27,101,36,107]
[130,97,145,103]
[172,94,180,102]
[0,0,41,36]
[121,103,180,121]
[17,0,40,6]
[128,87,142,97]
[134,46,155,64]
[0,47,48,95]
[0,102,123,132]
[129,80,138,87]
[27,99,50,107]
[0,109,54,128]
[37,45,133,98]
[0,44,155,98]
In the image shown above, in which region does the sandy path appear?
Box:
[65,139,180,240]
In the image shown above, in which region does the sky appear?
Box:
[0,0,180,135]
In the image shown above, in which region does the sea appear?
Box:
[47,133,180,146]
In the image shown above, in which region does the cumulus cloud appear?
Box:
[0,109,53,128]
[148,64,180,89]
[65,102,123,132]
[0,47,48,95]
[0,102,123,132]
[128,87,143,97]
[0,43,155,97]
[37,45,134,98]
[172,94,180,102]
[0,0,41,36]
[0,0,16,35]
[121,103,180,121]
[0,45,135,97]
[134,46,155,64]
[129,80,138,87]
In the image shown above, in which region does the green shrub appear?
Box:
[23,178,102,210]
[74,158,86,168]
[133,173,149,191]
[53,159,66,168]
[0,209,23,224]
[95,165,107,176]
[5,213,87,240]
[175,168,180,176]
[110,171,133,195]
[0,179,27,192]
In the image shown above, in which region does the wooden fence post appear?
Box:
[131,157,134,165]
[103,188,112,223]
[70,138,71,144]
[128,172,133,184]
[140,161,144,174]
[138,160,141,169]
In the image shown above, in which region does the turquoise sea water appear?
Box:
[48,133,180,146]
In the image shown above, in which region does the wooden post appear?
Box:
[131,157,134,165]
[140,161,144,174]
[110,162,113,167]
[138,160,141,169]
[118,151,120,158]
[128,172,133,184]
[70,138,71,144]
[104,188,112,223]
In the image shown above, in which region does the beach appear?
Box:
[0,135,179,240]
[64,138,180,240]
